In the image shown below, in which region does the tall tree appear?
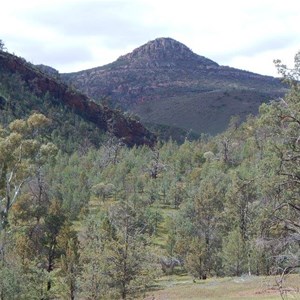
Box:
[0,113,57,299]
[79,198,161,299]
[256,52,300,273]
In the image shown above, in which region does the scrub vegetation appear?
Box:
[1,41,300,299]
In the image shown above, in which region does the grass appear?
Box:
[142,274,300,300]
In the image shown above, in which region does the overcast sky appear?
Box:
[1,0,300,76]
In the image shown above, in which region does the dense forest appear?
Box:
[0,49,300,299]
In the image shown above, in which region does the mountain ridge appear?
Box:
[61,37,287,135]
[0,50,156,147]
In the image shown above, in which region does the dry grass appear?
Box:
[142,274,300,300]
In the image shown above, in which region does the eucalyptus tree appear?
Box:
[0,113,58,299]
[256,52,300,274]
[0,114,56,256]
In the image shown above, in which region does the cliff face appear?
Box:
[0,50,156,147]
[62,38,287,135]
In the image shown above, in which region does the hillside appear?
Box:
[0,50,156,147]
[1,42,300,299]
[62,37,287,135]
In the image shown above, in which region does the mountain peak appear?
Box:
[117,37,218,67]
[62,37,286,138]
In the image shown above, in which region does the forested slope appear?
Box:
[0,50,300,299]
[0,49,156,149]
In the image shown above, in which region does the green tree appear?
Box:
[255,52,300,274]
[107,200,161,299]
[0,114,55,256]
[79,215,113,300]
[56,228,80,300]
[171,160,227,277]
[185,237,208,279]
[222,229,247,276]
[92,182,115,202]
[0,40,5,51]
[79,198,161,299]
[0,114,59,299]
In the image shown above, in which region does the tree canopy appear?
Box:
[1,52,300,298]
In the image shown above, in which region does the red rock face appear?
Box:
[0,51,156,147]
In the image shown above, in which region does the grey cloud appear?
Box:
[238,35,298,56]
[214,34,299,64]
[39,46,93,65]
[23,1,164,48]
[7,37,93,67]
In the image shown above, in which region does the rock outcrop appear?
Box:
[0,50,156,147]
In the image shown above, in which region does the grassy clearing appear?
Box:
[142,274,300,300]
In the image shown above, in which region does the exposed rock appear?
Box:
[0,50,156,147]
[35,64,60,79]
[117,37,218,68]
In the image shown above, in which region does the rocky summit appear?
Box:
[116,37,218,68]
[62,38,287,136]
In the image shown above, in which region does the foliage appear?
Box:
[78,211,161,299]
[0,69,106,153]
[1,52,300,298]
[0,40,5,51]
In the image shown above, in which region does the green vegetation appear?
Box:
[134,89,276,135]
[1,50,300,299]
[0,67,107,152]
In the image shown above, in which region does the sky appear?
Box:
[1,0,300,76]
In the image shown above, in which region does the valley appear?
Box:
[0,40,299,299]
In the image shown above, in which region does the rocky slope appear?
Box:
[62,38,287,135]
[0,50,156,147]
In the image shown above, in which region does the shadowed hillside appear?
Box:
[0,50,156,147]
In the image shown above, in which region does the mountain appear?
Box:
[62,37,287,136]
[0,50,156,147]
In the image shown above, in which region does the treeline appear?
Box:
[0,54,300,299]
